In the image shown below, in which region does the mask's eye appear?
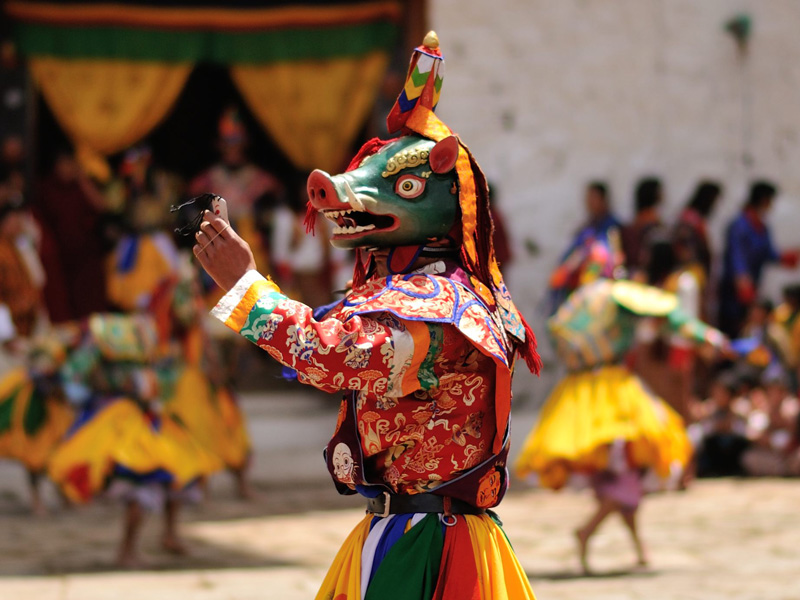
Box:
[395,174,426,199]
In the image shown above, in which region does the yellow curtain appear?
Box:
[29,58,191,181]
[231,51,389,173]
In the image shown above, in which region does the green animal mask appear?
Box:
[307,134,460,249]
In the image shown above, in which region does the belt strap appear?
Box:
[365,492,485,518]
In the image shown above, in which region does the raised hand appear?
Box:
[192,211,257,292]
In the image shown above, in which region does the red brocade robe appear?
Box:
[212,261,516,508]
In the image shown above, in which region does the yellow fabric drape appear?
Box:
[231,51,389,173]
[29,58,191,181]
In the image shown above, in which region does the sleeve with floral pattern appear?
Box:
[211,270,432,397]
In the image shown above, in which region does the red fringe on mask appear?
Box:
[304,201,317,235]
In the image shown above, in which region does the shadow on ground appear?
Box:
[0,480,358,577]
[528,567,661,581]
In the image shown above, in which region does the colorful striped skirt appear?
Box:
[316,511,535,600]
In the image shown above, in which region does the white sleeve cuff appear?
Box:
[210,270,268,324]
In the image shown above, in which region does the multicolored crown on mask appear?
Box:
[385,32,541,374]
[386,31,444,132]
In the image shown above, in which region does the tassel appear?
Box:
[518,315,543,375]
[303,201,317,235]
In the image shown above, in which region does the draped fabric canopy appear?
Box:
[231,52,389,172]
[7,0,401,179]
[29,58,191,181]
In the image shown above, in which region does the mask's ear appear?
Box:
[429,136,459,174]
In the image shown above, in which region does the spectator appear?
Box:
[673,182,724,399]
[633,235,703,419]
[34,148,108,322]
[674,180,722,279]
[718,181,800,337]
[662,232,709,419]
[547,181,624,314]
[695,371,750,477]
[621,177,664,278]
[0,199,44,342]
[741,372,799,476]
[188,107,283,287]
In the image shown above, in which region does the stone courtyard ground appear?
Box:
[0,390,798,599]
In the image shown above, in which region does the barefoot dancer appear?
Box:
[48,314,217,567]
[515,278,726,573]
[194,32,542,599]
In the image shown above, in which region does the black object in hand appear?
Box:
[170,193,219,237]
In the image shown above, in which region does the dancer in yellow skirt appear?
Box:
[0,338,73,514]
[515,278,725,573]
[48,313,218,567]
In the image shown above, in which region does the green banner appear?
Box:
[15,20,398,64]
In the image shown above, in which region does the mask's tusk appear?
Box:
[343,181,365,212]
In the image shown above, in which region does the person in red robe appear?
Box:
[35,149,109,322]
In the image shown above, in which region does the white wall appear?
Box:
[429,0,800,399]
